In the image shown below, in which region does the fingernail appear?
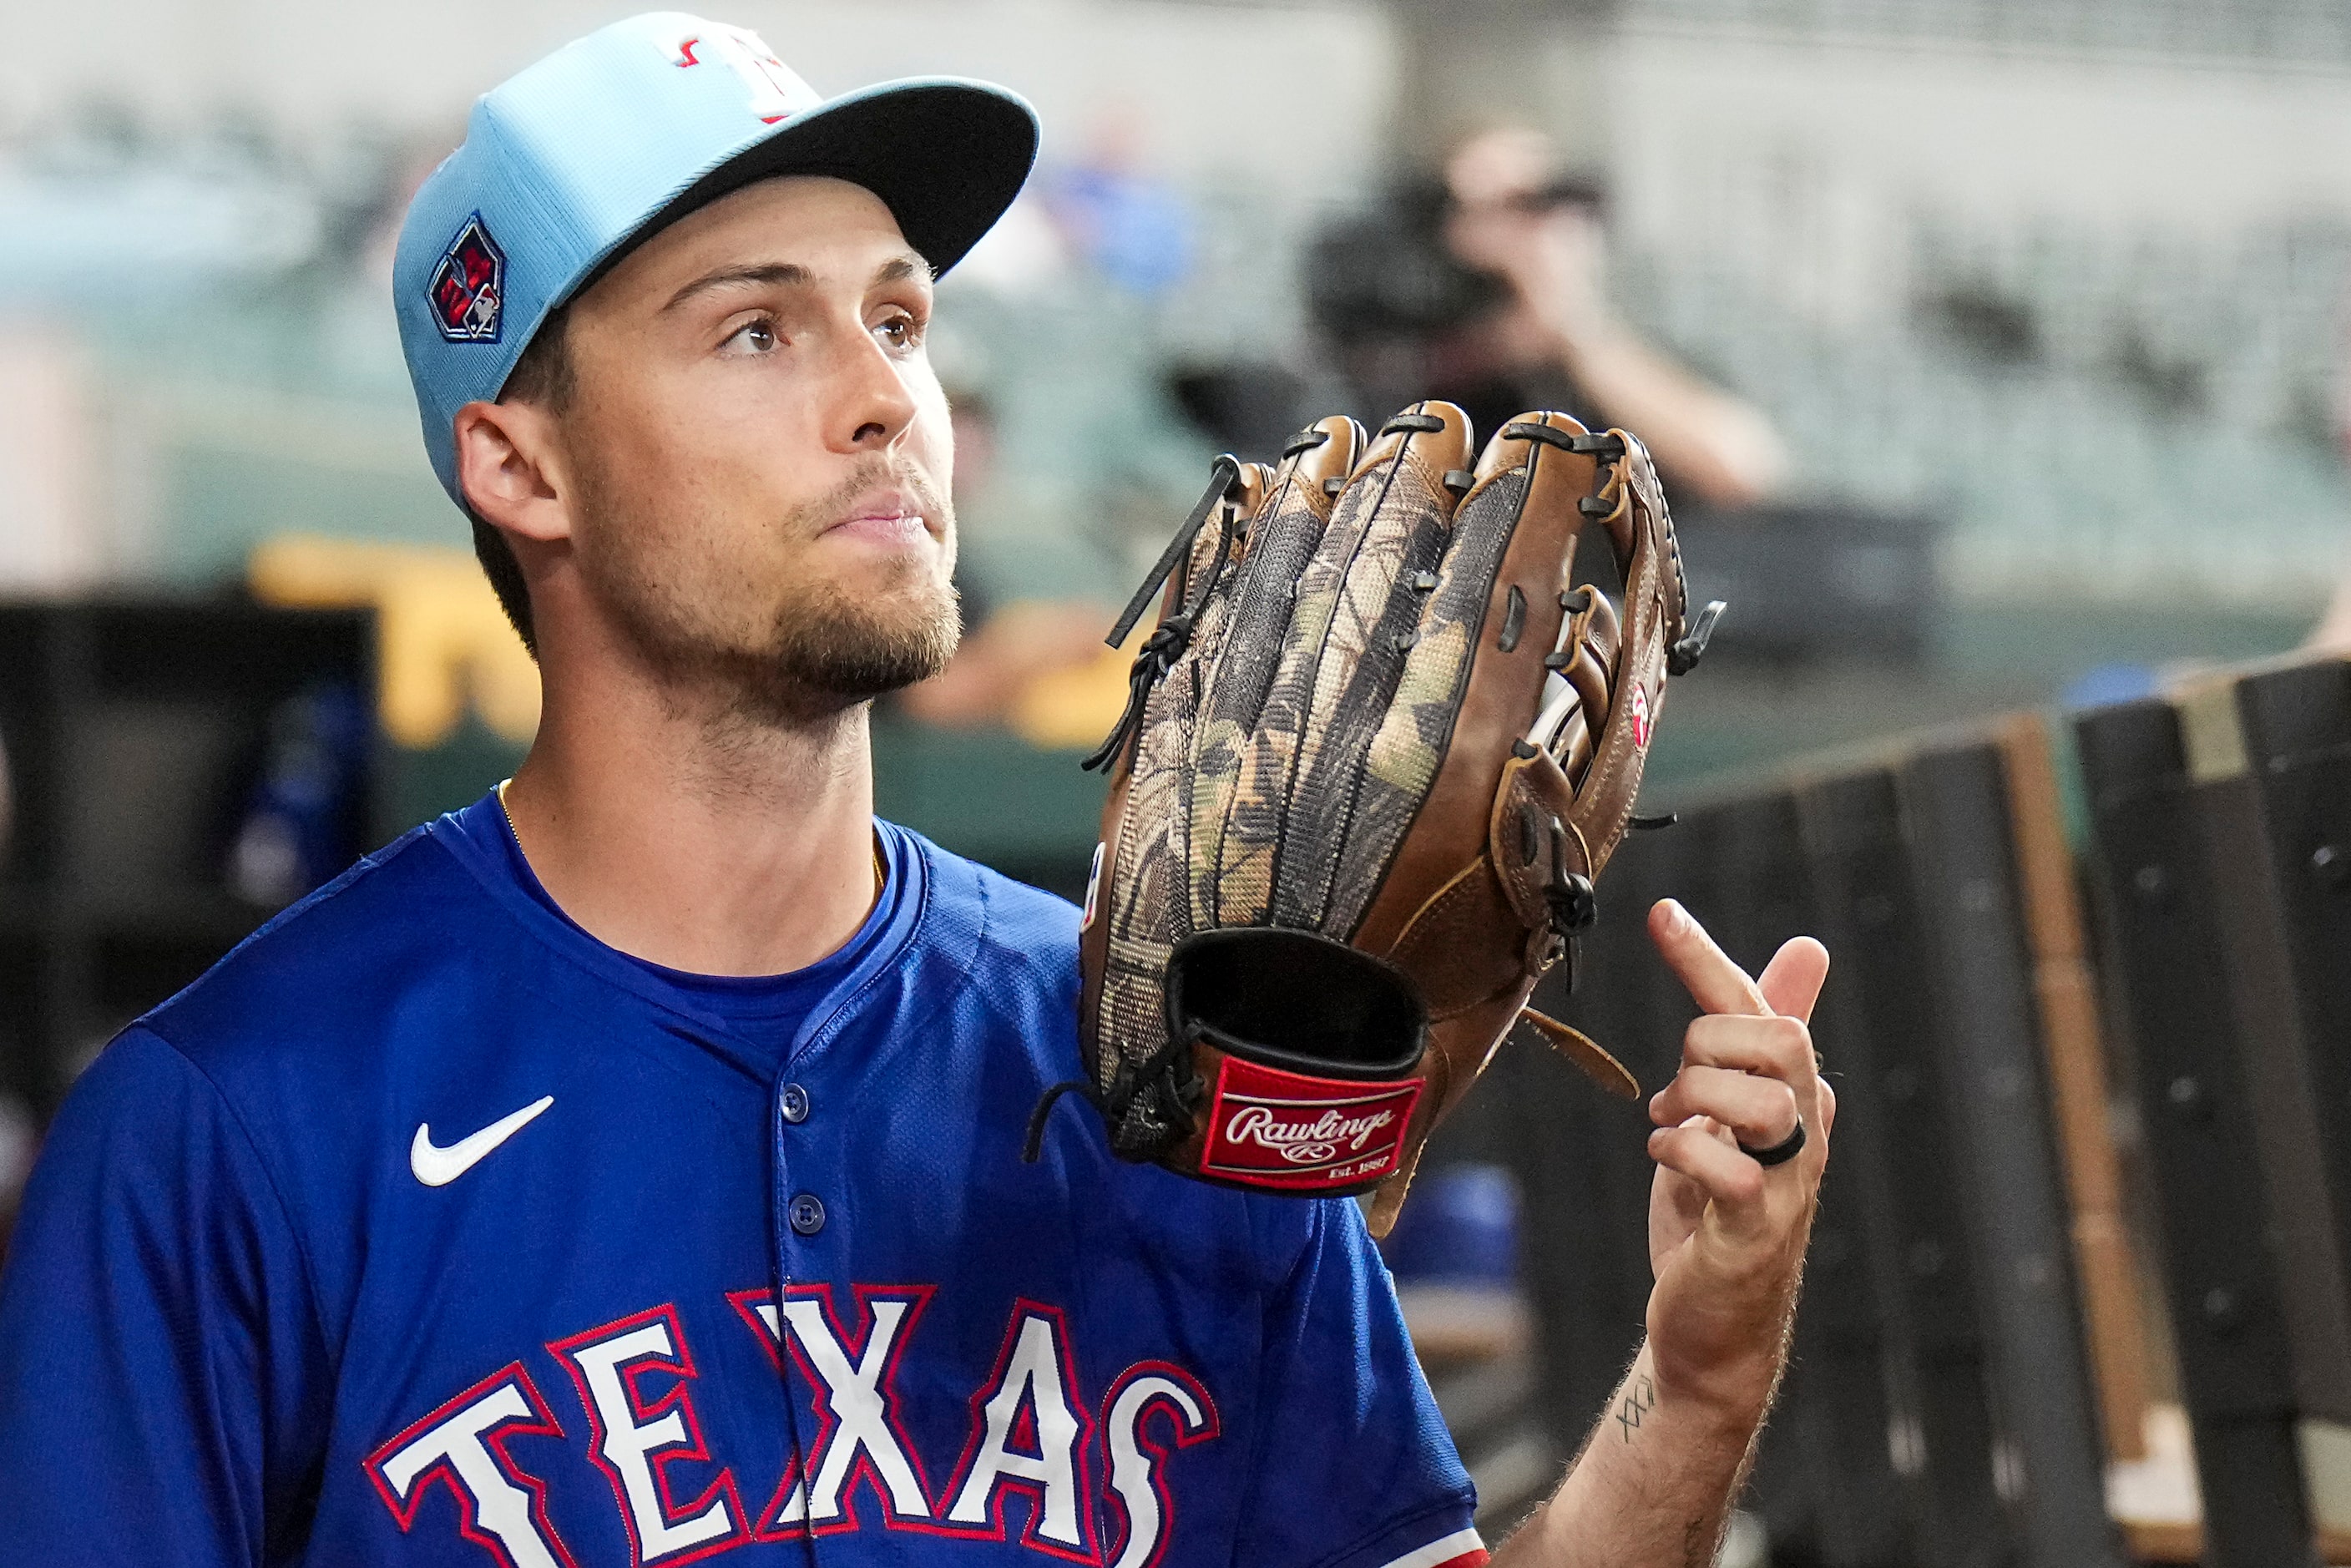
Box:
[1659,899,1688,936]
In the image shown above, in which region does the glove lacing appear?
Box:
[1079,455,1245,774]
[1023,1035,1205,1166]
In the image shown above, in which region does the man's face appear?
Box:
[551,175,958,718]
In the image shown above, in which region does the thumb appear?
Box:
[1757,936,1830,1024]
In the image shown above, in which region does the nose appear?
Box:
[827,323,918,455]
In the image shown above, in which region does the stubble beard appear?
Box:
[578,458,963,728]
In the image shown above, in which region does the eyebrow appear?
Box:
[663,253,932,313]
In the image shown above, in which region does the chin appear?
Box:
[761,577,961,706]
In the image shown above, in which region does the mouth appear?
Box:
[822,487,937,550]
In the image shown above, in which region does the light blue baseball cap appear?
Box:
[393,11,1038,507]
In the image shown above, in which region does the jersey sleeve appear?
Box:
[1233,1196,1488,1568]
[0,1024,330,1565]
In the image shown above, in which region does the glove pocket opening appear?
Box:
[1165,928,1428,1080]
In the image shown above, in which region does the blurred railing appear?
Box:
[1428,655,2351,1564]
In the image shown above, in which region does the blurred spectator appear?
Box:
[948,192,1069,298]
[897,390,1119,739]
[0,730,26,1244]
[2309,577,2351,651]
[1042,110,1195,298]
[1308,129,1787,507]
[0,323,102,589]
[2304,357,2351,652]
[225,682,374,908]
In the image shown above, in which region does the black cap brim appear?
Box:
[570,76,1039,303]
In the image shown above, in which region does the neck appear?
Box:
[502,648,880,978]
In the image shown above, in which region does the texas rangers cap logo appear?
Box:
[428,215,506,344]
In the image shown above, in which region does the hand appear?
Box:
[1641,898,1835,1417]
[1443,203,1610,346]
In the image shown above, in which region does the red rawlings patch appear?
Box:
[1630,681,1653,749]
[1198,1056,1423,1192]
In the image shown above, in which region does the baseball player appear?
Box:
[0,14,1831,1567]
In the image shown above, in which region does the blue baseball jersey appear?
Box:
[0,792,1484,1568]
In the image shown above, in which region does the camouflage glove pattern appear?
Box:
[1029,402,1722,1234]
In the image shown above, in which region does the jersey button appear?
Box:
[780,1083,811,1125]
[787,1192,827,1237]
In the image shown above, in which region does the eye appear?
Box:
[874,311,923,352]
[723,318,778,354]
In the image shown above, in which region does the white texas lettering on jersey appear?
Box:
[746,1289,934,1526]
[946,1307,1096,1556]
[371,1292,1228,1562]
[1103,1367,1221,1568]
[366,1366,577,1568]
[553,1306,746,1563]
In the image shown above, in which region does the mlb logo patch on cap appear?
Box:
[428,216,506,344]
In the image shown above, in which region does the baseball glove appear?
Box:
[1027,402,1722,1234]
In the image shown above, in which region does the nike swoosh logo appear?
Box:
[411,1096,554,1187]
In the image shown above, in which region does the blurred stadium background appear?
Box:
[7,0,2350,807]
[6,1,2351,1562]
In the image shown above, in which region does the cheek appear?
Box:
[577,394,804,558]
[904,405,957,513]
[568,432,753,629]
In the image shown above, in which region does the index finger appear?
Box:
[1648,898,1769,1018]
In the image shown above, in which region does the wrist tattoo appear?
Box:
[1615,1373,1657,1443]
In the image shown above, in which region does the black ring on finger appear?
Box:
[1740,1115,1806,1168]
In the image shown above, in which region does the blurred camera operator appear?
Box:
[1311,128,1786,508]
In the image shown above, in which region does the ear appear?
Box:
[453,398,572,545]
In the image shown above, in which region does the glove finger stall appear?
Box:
[1269,402,1474,931]
[1186,419,1361,932]
[1208,425,1398,928]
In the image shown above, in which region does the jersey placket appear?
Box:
[767,971,874,1559]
